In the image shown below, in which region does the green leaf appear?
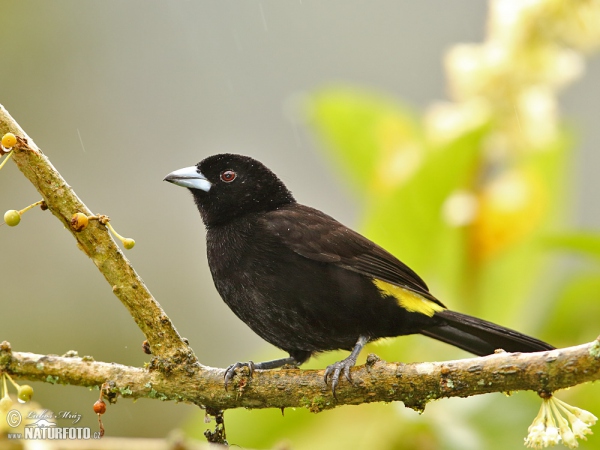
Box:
[308,86,420,191]
[544,272,600,346]
[361,125,487,300]
[544,232,600,260]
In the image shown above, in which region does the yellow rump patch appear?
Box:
[373,279,445,317]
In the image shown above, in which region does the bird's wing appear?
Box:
[262,204,445,308]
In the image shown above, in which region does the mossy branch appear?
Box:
[0,103,599,415]
[1,340,599,412]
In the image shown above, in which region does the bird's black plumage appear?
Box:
[164,154,554,394]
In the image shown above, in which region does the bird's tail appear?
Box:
[421,309,554,356]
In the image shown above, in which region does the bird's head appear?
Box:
[164,154,295,227]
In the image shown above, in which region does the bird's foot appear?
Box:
[324,355,357,398]
[224,361,255,391]
[223,356,302,390]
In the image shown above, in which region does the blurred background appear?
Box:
[1,1,599,449]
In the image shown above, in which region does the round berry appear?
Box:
[4,210,21,226]
[93,399,106,415]
[123,238,135,250]
[1,133,17,149]
[70,213,89,232]
[17,385,33,403]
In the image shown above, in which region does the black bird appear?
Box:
[164,154,554,395]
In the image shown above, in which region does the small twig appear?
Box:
[0,149,12,169]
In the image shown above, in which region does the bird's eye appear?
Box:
[220,170,237,183]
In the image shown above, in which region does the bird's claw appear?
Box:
[224,361,256,391]
[324,356,356,398]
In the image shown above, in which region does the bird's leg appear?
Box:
[324,335,369,397]
[224,356,300,390]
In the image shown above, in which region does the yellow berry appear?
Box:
[70,213,89,232]
[4,210,21,226]
[1,133,17,149]
[17,385,33,403]
[123,238,135,250]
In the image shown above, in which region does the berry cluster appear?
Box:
[1,132,135,250]
[0,372,33,412]
[70,213,135,250]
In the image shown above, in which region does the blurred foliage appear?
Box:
[184,91,599,448]
[183,84,598,449]
[185,1,600,448]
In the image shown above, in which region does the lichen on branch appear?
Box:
[1,340,599,412]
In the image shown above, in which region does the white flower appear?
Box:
[489,0,545,47]
[424,100,491,144]
[553,396,597,440]
[543,425,560,446]
[515,86,558,149]
[444,43,512,101]
[524,396,597,448]
[442,189,479,227]
[549,49,584,89]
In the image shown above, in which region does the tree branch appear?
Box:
[2,340,599,412]
[0,104,196,371]
[1,103,598,417]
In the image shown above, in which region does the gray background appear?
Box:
[1,1,598,438]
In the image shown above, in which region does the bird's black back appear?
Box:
[206,205,444,356]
